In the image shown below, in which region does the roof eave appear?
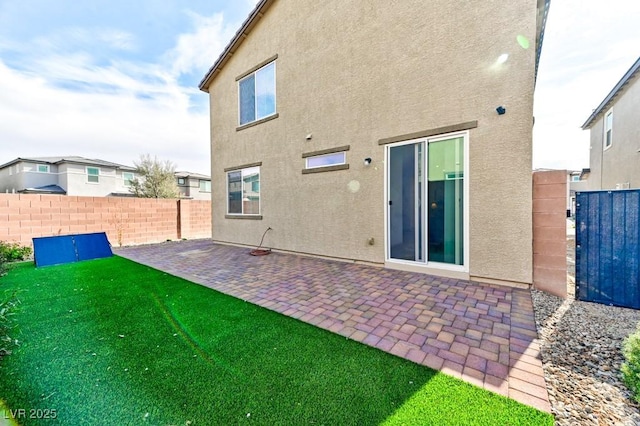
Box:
[581,56,640,130]
[535,0,551,85]
[198,0,276,92]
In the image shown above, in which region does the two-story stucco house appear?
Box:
[175,171,212,200]
[200,0,550,287]
[582,56,640,191]
[0,156,137,197]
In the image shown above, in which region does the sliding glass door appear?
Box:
[388,143,424,261]
[387,134,466,268]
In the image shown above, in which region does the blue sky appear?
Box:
[0,0,638,174]
[0,0,258,174]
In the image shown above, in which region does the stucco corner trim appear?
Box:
[224,161,262,172]
[301,145,351,158]
[302,164,350,175]
[235,54,278,81]
[377,121,478,145]
[236,113,279,131]
[225,214,263,220]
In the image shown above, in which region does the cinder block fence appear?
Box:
[532,170,568,298]
[0,194,211,248]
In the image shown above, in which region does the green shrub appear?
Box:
[0,292,20,359]
[622,329,640,403]
[0,241,32,263]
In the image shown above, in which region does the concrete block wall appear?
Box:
[532,170,568,298]
[0,194,211,248]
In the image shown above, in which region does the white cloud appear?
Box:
[164,12,236,78]
[0,60,209,172]
[0,10,247,174]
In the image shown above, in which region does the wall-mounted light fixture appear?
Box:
[364,157,372,166]
[496,106,506,115]
[305,133,313,140]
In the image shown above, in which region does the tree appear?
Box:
[129,154,179,198]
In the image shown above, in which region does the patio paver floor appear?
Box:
[116,239,550,412]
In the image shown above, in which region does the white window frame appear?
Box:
[383,131,470,277]
[305,152,347,169]
[238,61,276,126]
[86,166,100,184]
[604,108,613,150]
[123,172,134,186]
[37,164,50,173]
[226,166,261,216]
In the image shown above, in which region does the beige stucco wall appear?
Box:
[207,0,537,284]
[587,74,640,190]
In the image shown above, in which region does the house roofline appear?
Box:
[175,171,211,180]
[198,0,275,92]
[0,157,136,171]
[581,56,640,130]
[535,0,551,85]
[199,0,551,92]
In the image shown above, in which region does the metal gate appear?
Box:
[576,190,640,309]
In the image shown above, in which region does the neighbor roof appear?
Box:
[581,56,640,130]
[175,171,211,180]
[0,156,136,171]
[18,184,66,195]
[199,0,551,91]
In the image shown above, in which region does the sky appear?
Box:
[0,1,638,175]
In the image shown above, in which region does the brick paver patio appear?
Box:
[116,239,550,412]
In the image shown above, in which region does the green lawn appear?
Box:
[0,257,554,425]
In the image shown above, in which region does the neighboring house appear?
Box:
[0,156,137,197]
[568,169,590,217]
[175,171,212,200]
[199,0,550,286]
[582,56,640,190]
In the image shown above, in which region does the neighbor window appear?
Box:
[306,152,347,169]
[227,167,260,215]
[571,175,580,182]
[37,164,50,173]
[239,61,276,126]
[87,167,99,183]
[199,180,211,192]
[604,109,613,149]
[177,178,186,185]
[123,172,134,186]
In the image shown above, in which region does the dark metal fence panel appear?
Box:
[576,190,640,309]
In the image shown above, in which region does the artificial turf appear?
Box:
[0,257,554,425]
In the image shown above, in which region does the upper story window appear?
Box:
[604,108,613,149]
[227,166,260,215]
[37,164,50,173]
[123,172,134,186]
[87,167,100,183]
[238,61,276,126]
[177,177,186,185]
[199,180,211,192]
[571,175,580,182]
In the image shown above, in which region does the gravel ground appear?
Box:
[532,231,640,425]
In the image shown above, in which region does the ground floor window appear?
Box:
[227,166,260,215]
